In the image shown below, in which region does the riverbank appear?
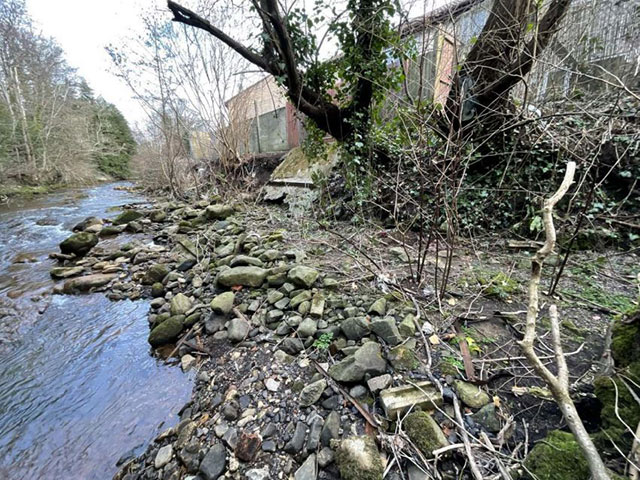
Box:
[45,191,638,479]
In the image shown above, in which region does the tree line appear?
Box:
[0,0,136,190]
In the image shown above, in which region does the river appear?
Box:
[0,183,192,479]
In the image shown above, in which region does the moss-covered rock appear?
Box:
[112,209,143,225]
[59,232,98,256]
[454,380,490,409]
[210,292,235,315]
[404,411,448,457]
[335,436,383,480]
[143,264,170,285]
[148,316,184,347]
[524,430,590,480]
[217,266,268,288]
[387,344,418,371]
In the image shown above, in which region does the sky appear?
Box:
[24,0,450,129]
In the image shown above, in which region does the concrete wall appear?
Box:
[248,107,289,153]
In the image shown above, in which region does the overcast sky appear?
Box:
[24,0,449,128]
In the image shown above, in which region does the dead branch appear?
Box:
[519,161,611,480]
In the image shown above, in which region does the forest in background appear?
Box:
[0,0,136,196]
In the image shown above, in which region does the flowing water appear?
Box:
[0,183,193,479]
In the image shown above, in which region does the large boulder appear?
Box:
[59,232,98,256]
[287,266,319,288]
[335,436,383,480]
[62,273,116,293]
[204,204,234,220]
[148,316,184,347]
[217,267,268,288]
[112,209,143,225]
[328,341,386,383]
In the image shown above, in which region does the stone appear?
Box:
[407,463,429,480]
[50,266,83,279]
[328,342,386,383]
[246,467,270,480]
[294,453,317,480]
[62,273,116,293]
[148,316,184,347]
[235,432,261,462]
[210,292,235,315]
[267,290,285,304]
[151,282,164,298]
[284,421,307,454]
[398,314,416,338]
[290,290,312,308]
[321,411,340,446]
[264,378,280,392]
[73,216,103,232]
[297,318,318,338]
[287,266,319,288]
[59,232,98,256]
[281,338,304,355]
[471,403,501,433]
[341,316,370,340]
[404,411,448,457]
[299,379,326,407]
[306,416,323,451]
[113,209,143,225]
[149,210,167,222]
[370,317,403,345]
[379,381,443,419]
[310,293,325,318]
[335,436,383,480]
[368,297,387,316]
[143,264,170,285]
[230,255,264,267]
[454,380,491,409]
[389,246,409,262]
[274,349,295,364]
[199,444,226,480]
[155,444,173,469]
[367,374,392,393]
[99,225,125,236]
[228,318,250,342]
[170,293,192,316]
[205,204,234,220]
[217,267,267,288]
[181,354,196,372]
[523,430,592,480]
[387,344,418,371]
[317,447,334,467]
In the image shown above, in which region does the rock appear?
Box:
[267,290,285,304]
[264,378,280,392]
[246,467,270,480]
[113,209,143,225]
[407,463,429,480]
[294,453,317,480]
[62,273,116,293]
[230,255,264,267]
[281,337,304,355]
[12,252,37,263]
[404,411,448,457]
[170,293,192,316]
[335,436,384,480]
[389,246,409,262]
[274,350,295,364]
[287,266,319,288]
[143,264,170,285]
[471,403,501,433]
[73,216,103,232]
[341,316,370,340]
[290,290,312,308]
[154,444,173,469]
[210,292,235,315]
[217,267,268,288]
[306,416,323,451]
[50,266,83,279]
[317,447,334,467]
[297,318,318,338]
[368,297,387,316]
[349,385,367,399]
[151,282,164,298]
[310,293,325,318]
[328,341,386,383]
[387,344,418,371]
[524,430,592,480]
[148,316,184,347]
[228,318,250,342]
[59,232,98,256]
[284,421,307,454]
[235,432,261,462]
[125,221,142,233]
[321,411,340,446]
[205,204,234,220]
[299,379,326,407]
[370,317,403,345]
[454,380,490,408]
[181,354,196,372]
[379,381,443,419]
[99,225,125,236]
[398,314,416,338]
[367,374,392,393]
[149,210,167,222]
[199,444,227,480]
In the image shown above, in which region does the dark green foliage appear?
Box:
[92,101,136,179]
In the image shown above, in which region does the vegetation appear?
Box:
[0,0,135,192]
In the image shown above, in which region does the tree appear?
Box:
[92,100,137,179]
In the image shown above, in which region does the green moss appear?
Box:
[388,345,419,371]
[594,376,640,454]
[404,412,448,457]
[524,431,590,480]
[113,209,143,225]
[611,313,639,370]
[461,269,519,299]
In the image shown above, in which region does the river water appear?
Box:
[0,183,192,479]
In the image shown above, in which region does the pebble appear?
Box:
[154,444,173,469]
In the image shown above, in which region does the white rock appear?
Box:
[154,444,173,469]
[181,354,196,372]
[265,378,280,392]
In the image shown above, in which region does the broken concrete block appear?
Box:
[379,381,443,419]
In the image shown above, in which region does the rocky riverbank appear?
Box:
[48,191,638,480]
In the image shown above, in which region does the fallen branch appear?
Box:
[519,161,611,480]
